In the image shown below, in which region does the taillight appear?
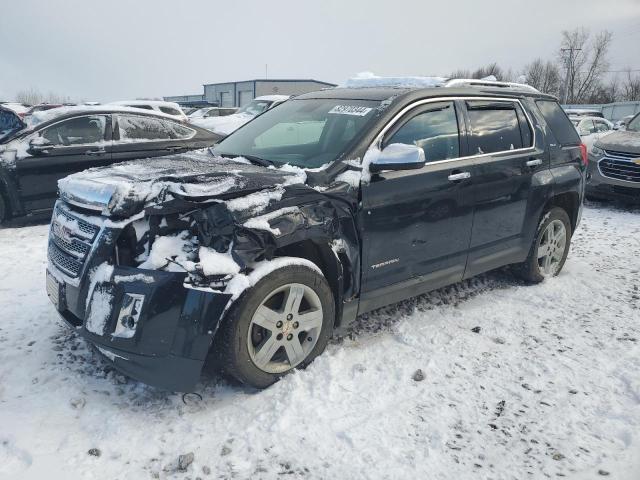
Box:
[579,144,588,166]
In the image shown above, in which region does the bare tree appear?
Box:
[15,87,43,105]
[559,28,612,103]
[621,69,640,101]
[586,79,619,103]
[14,87,73,105]
[522,58,561,96]
[450,63,512,81]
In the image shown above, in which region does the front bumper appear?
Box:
[586,153,640,203]
[47,265,232,392]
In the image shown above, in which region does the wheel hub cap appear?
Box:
[247,283,323,374]
[537,219,567,277]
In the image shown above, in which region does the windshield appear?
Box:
[189,108,208,118]
[213,98,381,168]
[237,99,274,116]
[627,113,640,132]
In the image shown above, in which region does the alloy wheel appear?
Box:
[537,219,567,276]
[247,283,323,374]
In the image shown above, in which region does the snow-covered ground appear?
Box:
[1,203,639,480]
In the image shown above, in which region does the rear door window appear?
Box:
[466,101,526,155]
[535,100,581,145]
[117,115,195,141]
[159,106,181,116]
[579,119,596,135]
[595,120,611,132]
[385,101,460,162]
[41,115,108,146]
[127,104,153,110]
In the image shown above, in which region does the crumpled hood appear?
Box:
[595,130,640,154]
[58,151,305,217]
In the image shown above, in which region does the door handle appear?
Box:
[167,146,186,152]
[86,148,106,156]
[448,171,471,182]
[526,158,542,167]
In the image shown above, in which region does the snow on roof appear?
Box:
[570,115,611,123]
[26,105,177,127]
[1,103,30,114]
[110,100,182,108]
[254,95,291,102]
[342,72,447,89]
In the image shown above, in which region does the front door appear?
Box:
[16,114,112,212]
[462,99,543,277]
[359,100,475,312]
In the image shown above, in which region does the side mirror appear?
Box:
[28,137,52,155]
[369,143,426,173]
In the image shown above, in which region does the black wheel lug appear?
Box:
[276,333,283,341]
[276,321,283,328]
[286,314,293,321]
[293,321,299,329]
[286,334,293,341]
[307,336,312,342]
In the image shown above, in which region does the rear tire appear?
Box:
[513,207,572,284]
[215,263,334,389]
[0,194,7,225]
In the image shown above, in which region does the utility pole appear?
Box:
[561,47,581,104]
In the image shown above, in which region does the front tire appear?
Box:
[216,263,334,389]
[513,207,572,284]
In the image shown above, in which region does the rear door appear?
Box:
[111,114,199,162]
[16,114,112,212]
[360,100,475,309]
[462,99,543,278]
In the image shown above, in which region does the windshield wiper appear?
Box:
[216,152,274,168]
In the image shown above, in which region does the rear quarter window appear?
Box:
[535,100,581,146]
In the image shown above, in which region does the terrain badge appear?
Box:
[371,258,400,269]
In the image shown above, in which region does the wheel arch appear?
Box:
[544,191,580,233]
[274,238,350,328]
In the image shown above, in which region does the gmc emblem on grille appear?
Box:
[52,221,74,243]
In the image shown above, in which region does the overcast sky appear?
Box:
[1,0,639,102]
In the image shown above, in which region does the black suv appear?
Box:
[0,106,218,223]
[45,80,586,391]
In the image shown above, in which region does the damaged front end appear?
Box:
[46,156,361,391]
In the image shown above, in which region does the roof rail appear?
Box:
[444,78,540,93]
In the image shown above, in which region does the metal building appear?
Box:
[163,94,209,108]
[203,79,336,108]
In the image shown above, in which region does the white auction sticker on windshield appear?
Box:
[328,105,373,116]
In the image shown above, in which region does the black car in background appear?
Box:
[0,106,220,223]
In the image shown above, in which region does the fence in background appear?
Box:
[562,101,640,121]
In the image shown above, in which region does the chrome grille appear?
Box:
[48,206,100,278]
[51,234,91,258]
[48,241,83,277]
[599,151,640,183]
[54,205,100,240]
